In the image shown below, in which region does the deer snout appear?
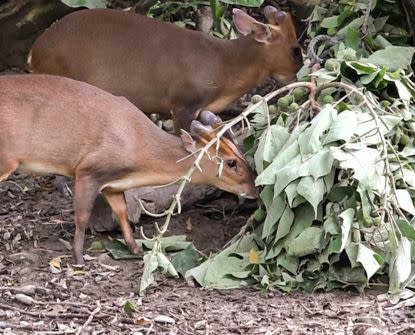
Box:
[240,186,259,199]
[238,176,259,199]
[273,72,298,84]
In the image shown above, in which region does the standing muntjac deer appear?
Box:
[28,6,303,132]
[0,74,258,265]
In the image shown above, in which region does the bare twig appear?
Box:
[362,0,374,34]
[0,321,45,332]
[0,302,105,320]
[75,301,102,335]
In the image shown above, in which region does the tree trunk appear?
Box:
[90,185,222,232]
[0,0,75,71]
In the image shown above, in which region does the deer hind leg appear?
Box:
[0,157,19,182]
[55,175,72,198]
[72,174,99,265]
[102,189,139,255]
[172,106,200,134]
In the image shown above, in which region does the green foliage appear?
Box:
[186,0,415,295]
[123,300,138,315]
[140,239,179,295]
[147,1,209,28]
[219,0,264,6]
[60,0,108,8]
[171,244,202,276]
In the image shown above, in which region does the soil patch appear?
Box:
[1,174,414,334]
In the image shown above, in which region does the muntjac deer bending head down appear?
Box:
[28,6,303,132]
[0,74,258,264]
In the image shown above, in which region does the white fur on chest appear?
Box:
[100,174,150,192]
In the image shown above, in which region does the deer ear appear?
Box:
[200,110,222,128]
[232,8,271,43]
[263,6,278,25]
[263,6,287,26]
[180,130,196,153]
[275,11,287,24]
[190,120,212,136]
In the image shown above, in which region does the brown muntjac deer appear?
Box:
[0,74,258,265]
[28,6,303,132]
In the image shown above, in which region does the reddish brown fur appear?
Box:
[0,74,258,264]
[29,7,302,132]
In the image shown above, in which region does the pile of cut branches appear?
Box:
[184,0,415,296]
[61,0,415,296]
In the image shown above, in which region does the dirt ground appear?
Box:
[1,174,414,335]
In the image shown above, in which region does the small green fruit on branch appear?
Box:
[138,70,406,243]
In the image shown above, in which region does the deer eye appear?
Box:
[292,47,303,63]
[226,160,237,168]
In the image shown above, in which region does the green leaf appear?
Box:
[323,110,358,144]
[345,243,360,268]
[285,179,300,207]
[218,0,264,6]
[282,204,315,250]
[356,244,383,279]
[395,80,412,101]
[324,214,340,235]
[374,34,392,49]
[297,63,312,81]
[297,149,334,179]
[345,28,361,50]
[396,220,415,241]
[339,208,354,252]
[140,246,159,295]
[298,105,336,156]
[360,69,380,85]
[320,16,339,28]
[389,237,411,293]
[185,234,256,289]
[328,185,355,202]
[338,10,353,26]
[254,124,290,173]
[277,253,299,274]
[395,189,415,216]
[346,61,377,74]
[123,300,138,315]
[373,16,389,32]
[329,264,367,285]
[310,6,327,22]
[262,194,285,238]
[362,46,415,71]
[273,149,334,198]
[255,141,299,185]
[141,235,191,252]
[287,227,324,257]
[337,17,364,38]
[171,244,201,277]
[156,252,178,277]
[297,177,325,218]
[105,239,140,260]
[89,240,104,251]
[275,206,294,242]
[401,143,415,157]
[401,169,415,188]
[60,0,108,8]
[319,237,342,264]
[330,145,381,189]
[355,113,401,145]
